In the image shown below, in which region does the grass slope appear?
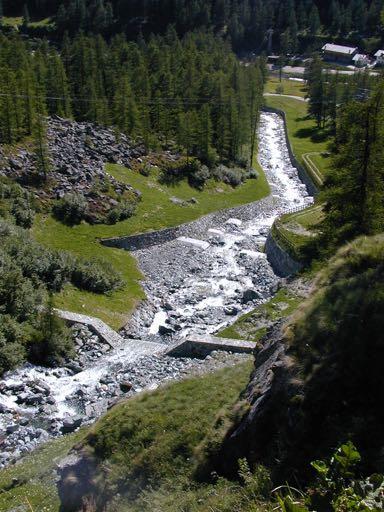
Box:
[33,165,269,329]
[0,430,86,512]
[85,360,259,511]
[265,77,306,98]
[0,362,255,512]
[218,288,303,342]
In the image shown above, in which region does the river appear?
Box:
[0,111,312,467]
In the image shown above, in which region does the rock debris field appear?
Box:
[0,112,312,468]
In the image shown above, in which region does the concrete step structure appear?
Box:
[166,334,255,358]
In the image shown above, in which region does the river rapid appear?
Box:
[0,112,312,467]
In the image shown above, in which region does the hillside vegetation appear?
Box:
[4,0,384,53]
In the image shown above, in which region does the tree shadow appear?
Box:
[158,171,185,187]
[294,118,334,143]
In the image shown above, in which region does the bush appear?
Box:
[10,197,35,228]
[213,166,244,187]
[0,316,27,373]
[107,200,137,225]
[28,303,74,365]
[139,163,152,177]
[53,193,88,225]
[71,258,123,294]
[160,158,210,189]
[188,163,210,189]
[246,168,259,180]
[0,252,45,321]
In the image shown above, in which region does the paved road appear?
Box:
[264,92,307,102]
[268,64,379,76]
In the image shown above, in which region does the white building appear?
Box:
[374,50,384,66]
[322,43,358,64]
[352,53,369,67]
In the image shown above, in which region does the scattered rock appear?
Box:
[242,289,261,303]
[61,416,83,434]
[119,381,133,393]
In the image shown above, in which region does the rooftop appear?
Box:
[352,53,368,61]
[322,43,358,55]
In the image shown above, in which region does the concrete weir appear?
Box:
[57,309,253,358]
[166,335,255,358]
[56,310,124,349]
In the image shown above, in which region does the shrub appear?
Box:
[71,258,123,294]
[214,166,244,187]
[0,316,27,373]
[53,193,88,225]
[0,252,45,321]
[107,200,137,225]
[246,168,259,180]
[28,302,74,365]
[10,197,35,228]
[139,163,152,177]
[188,163,210,189]
[160,158,210,189]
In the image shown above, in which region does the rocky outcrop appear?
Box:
[201,324,304,482]
[0,116,145,221]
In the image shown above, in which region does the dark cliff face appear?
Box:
[205,235,384,483]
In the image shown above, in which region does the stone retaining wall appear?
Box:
[264,232,303,277]
[56,310,124,349]
[262,106,319,196]
[100,225,182,251]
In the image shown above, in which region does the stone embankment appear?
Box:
[264,232,303,277]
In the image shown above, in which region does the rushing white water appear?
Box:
[0,340,166,425]
[143,112,313,338]
[0,112,313,455]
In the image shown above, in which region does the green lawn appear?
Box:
[265,96,332,186]
[34,165,270,329]
[265,77,307,98]
[218,288,303,342]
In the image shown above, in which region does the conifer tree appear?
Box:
[22,3,31,26]
[318,84,384,251]
[309,4,321,34]
[32,87,51,181]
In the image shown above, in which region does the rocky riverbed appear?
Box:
[0,111,313,468]
[124,112,313,340]
[0,322,250,468]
